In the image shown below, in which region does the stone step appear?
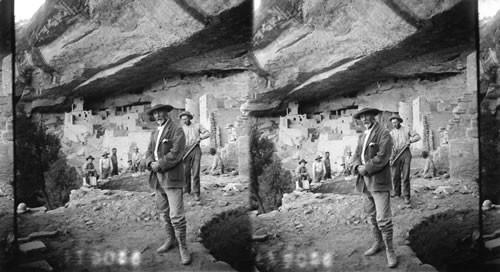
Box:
[19,240,47,255]
[484,229,500,241]
[28,230,58,240]
[18,260,53,272]
[485,237,500,255]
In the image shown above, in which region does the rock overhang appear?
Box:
[15,0,253,112]
[14,0,476,115]
[246,0,475,115]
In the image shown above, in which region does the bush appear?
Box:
[45,155,80,207]
[258,158,294,211]
[15,115,77,208]
[249,122,275,212]
[480,110,500,202]
[249,120,293,213]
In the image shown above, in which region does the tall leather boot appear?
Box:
[381,226,398,268]
[157,220,176,253]
[175,226,192,265]
[364,226,384,256]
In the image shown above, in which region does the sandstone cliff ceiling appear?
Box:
[247,0,476,115]
[15,0,252,111]
[15,0,475,114]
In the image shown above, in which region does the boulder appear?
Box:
[433,186,454,195]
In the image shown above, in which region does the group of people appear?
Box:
[80,103,220,265]
[294,151,353,190]
[81,148,119,186]
[293,107,424,268]
[82,103,430,267]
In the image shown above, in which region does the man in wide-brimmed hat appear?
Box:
[179,110,210,202]
[99,151,113,179]
[388,113,420,204]
[351,107,397,268]
[82,155,98,186]
[311,155,325,183]
[145,104,191,265]
[295,159,311,190]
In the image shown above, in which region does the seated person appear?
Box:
[295,159,312,190]
[422,151,436,179]
[82,155,98,186]
[206,147,224,175]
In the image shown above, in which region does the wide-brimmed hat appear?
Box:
[389,113,403,123]
[353,108,381,120]
[147,104,174,116]
[298,159,307,164]
[102,151,110,156]
[179,111,193,119]
[17,203,30,214]
[315,155,322,160]
[86,155,94,160]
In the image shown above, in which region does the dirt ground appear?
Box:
[3,171,249,272]
[0,155,496,272]
[251,175,481,272]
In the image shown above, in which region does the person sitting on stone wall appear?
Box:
[312,155,326,183]
[205,147,224,176]
[82,155,98,186]
[295,159,311,190]
[421,151,436,179]
[99,151,113,179]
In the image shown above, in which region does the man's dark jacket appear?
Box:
[352,122,393,192]
[145,119,186,189]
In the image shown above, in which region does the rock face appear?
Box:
[247,0,474,113]
[16,0,252,110]
[15,0,474,114]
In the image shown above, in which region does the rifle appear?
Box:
[183,143,199,161]
[389,144,409,166]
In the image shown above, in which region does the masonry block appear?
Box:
[18,260,54,272]
[466,52,477,93]
[2,55,12,97]
[466,127,478,138]
[485,237,500,255]
[2,131,13,141]
[19,240,47,255]
[28,230,58,240]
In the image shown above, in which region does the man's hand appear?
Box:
[150,161,161,172]
[358,165,368,176]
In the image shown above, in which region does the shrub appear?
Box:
[45,155,80,207]
[249,120,293,213]
[15,115,77,208]
[258,158,294,211]
[249,122,275,213]
[479,109,500,202]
